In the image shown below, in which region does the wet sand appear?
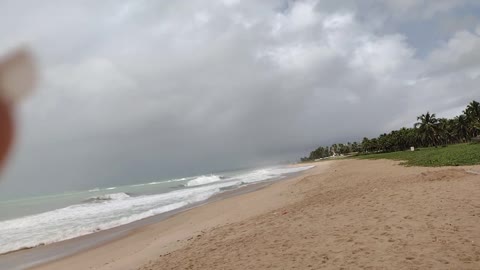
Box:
[13,159,480,269]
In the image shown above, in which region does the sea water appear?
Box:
[0,165,314,254]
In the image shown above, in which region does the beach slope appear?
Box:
[37,159,480,269]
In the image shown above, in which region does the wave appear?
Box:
[0,184,223,255]
[185,175,223,187]
[86,192,131,202]
[87,186,117,192]
[163,177,189,183]
[128,177,190,188]
[184,165,314,187]
[145,177,189,185]
[0,164,315,255]
[233,165,315,184]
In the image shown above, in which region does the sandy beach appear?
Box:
[32,159,480,269]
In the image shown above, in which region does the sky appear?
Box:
[0,0,479,198]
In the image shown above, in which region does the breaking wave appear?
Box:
[185,175,223,187]
[86,192,131,202]
[0,164,315,255]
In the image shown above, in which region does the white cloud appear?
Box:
[222,0,240,7]
[427,29,480,76]
[0,0,479,196]
[271,1,320,35]
[351,34,414,78]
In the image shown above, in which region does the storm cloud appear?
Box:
[0,0,479,197]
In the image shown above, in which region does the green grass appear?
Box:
[356,143,480,167]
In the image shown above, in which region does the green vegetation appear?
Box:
[356,143,480,167]
[301,100,480,164]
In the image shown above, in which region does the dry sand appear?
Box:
[35,159,480,270]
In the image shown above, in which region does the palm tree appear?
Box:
[465,100,480,119]
[438,118,457,145]
[472,120,480,142]
[370,138,379,152]
[414,112,440,146]
[351,142,359,152]
[464,100,480,137]
[361,137,370,153]
[453,115,471,142]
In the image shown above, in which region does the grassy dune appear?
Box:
[356,143,480,167]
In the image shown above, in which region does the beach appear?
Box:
[25,159,480,269]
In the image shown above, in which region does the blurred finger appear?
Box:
[0,48,35,104]
[0,100,13,169]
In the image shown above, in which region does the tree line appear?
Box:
[301,100,480,162]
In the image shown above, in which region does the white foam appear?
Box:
[88,192,130,201]
[0,185,222,254]
[185,175,222,187]
[234,165,314,184]
[163,177,189,183]
[0,164,314,255]
[129,177,188,187]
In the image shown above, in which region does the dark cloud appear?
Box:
[0,0,479,198]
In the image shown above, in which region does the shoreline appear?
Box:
[6,158,480,269]
[30,161,329,270]
[0,166,316,270]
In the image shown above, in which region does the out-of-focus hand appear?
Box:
[0,100,13,170]
[0,49,35,171]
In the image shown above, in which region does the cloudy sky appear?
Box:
[0,0,479,198]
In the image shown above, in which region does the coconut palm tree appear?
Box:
[453,115,470,142]
[414,112,440,146]
[361,137,370,153]
[464,100,480,137]
[472,120,480,142]
[437,118,458,145]
[465,100,480,119]
[351,142,359,152]
[397,127,419,149]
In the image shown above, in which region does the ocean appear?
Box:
[0,164,314,255]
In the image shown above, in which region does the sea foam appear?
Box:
[0,185,223,254]
[87,192,131,202]
[185,175,223,187]
[0,164,314,254]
